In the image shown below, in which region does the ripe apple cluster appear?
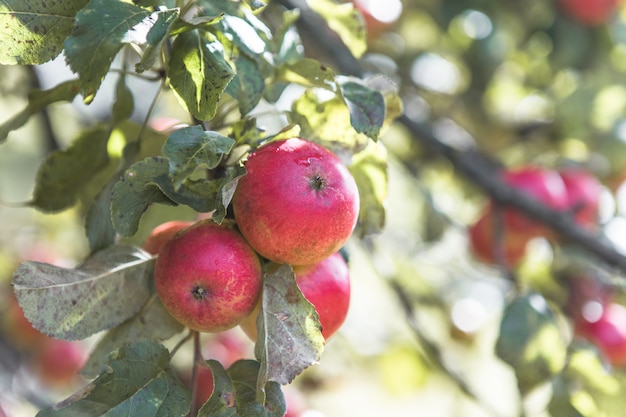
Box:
[150,138,359,341]
[469,166,602,267]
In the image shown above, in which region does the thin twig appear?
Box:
[26,66,59,153]
[188,331,203,417]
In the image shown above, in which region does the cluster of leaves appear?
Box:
[0,0,399,415]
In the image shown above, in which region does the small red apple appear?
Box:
[353,0,402,39]
[559,168,602,230]
[468,205,533,267]
[154,220,263,332]
[233,138,360,266]
[142,220,194,255]
[575,302,626,366]
[500,166,569,235]
[241,252,351,341]
[558,0,621,26]
[2,295,49,350]
[31,339,87,387]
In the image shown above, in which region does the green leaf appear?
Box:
[225,54,265,115]
[37,341,190,417]
[111,157,220,237]
[112,76,135,125]
[307,0,366,59]
[349,140,388,236]
[255,265,324,395]
[227,360,286,417]
[213,165,246,224]
[290,89,368,154]
[228,118,266,146]
[85,179,117,254]
[135,8,179,73]
[0,0,89,64]
[198,360,237,417]
[169,30,235,121]
[495,293,567,394]
[277,58,336,91]
[337,76,385,140]
[31,125,110,212]
[64,0,152,102]
[162,125,235,188]
[82,295,183,378]
[12,246,154,341]
[271,9,303,65]
[0,79,80,142]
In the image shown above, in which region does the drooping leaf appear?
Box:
[495,293,568,394]
[254,265,324,395]
[225,54,266,115]
[111,157,221,237]
[198,360,237,417]
[12,246,154,341]
[31,125,110,212]
[337,76,385,140]
[111,76,135,125]
[0,79,80,142]
[276,58,336,91]
[168,30,235,121]
[37,341,190,417]
[162,125,235,188]
[135,8,179,73]
[349,140,388,236]
[213,165,246,224]
[290,89,369,154]
[63,0,152,102]
[307,0,366,59]
[227,360,286,417]
[82,295,183,378]
[85,179,117,254]
[0,0,89,65]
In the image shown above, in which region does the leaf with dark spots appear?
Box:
[12,246,154,341]
[254,265,324,393]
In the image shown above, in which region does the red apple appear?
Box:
[559,168,602,230]
[241,252,351,341]
[468,205,533,267]
[154,220,263,332]
[2,295,49,350]
[353,0,402,39]
[232,138,360,266]
[575,302,626,366]
[501,166,569,234]
[558,0,620,26]
[31,339,87,387]
[143,220,194,255]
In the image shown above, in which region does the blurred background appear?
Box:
[4,0,626,416]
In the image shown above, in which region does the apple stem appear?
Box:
[188,331,203,417]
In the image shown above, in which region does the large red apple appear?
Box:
[143,220,194,255]
[559,168,602,230]
[232,138,360,266]
[154,220,263,332]
[241,252,351,341]
[558,0,621,26]
[575,302,626,366]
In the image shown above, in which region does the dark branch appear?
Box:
[276,0,626,274]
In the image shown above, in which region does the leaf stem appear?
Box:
[170,329,193,359]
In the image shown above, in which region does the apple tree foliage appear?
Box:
[6,0,626,416]
[1,0,393,416]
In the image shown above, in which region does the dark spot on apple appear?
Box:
[192,286,208,301]
[309,174,327,191]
